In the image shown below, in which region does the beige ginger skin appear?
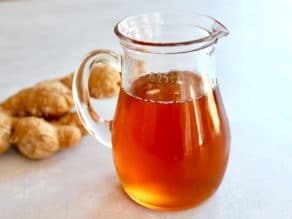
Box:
[0,60,121,159]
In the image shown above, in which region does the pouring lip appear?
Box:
[114,11,229,48]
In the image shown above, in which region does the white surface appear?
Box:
[0,0,292,218]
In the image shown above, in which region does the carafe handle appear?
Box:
[72,49,121,147]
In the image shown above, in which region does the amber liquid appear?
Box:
[112,71,230,210]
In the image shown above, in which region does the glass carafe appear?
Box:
[73,12,230,211]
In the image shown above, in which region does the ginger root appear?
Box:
[0,74,84,159]
[11,117,82,160]
[57,63,121,99]
[59,73,74,89]
[0,61,121,118]
[0,81,73,118]
[0,110,84,160]
[0,60,121,159]
[88,61,121,98]
[52,112,87,135]
[0,109,12,155]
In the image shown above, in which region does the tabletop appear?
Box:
[0,0,292,218]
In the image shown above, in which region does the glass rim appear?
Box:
[114,11,229,47]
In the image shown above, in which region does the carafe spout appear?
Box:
[212,20,229,40]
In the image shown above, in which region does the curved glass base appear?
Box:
[123,185,217,211]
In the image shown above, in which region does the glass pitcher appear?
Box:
[73,12,230,211]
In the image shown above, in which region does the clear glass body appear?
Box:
[73,12,230,211]
[112,12,230,210]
